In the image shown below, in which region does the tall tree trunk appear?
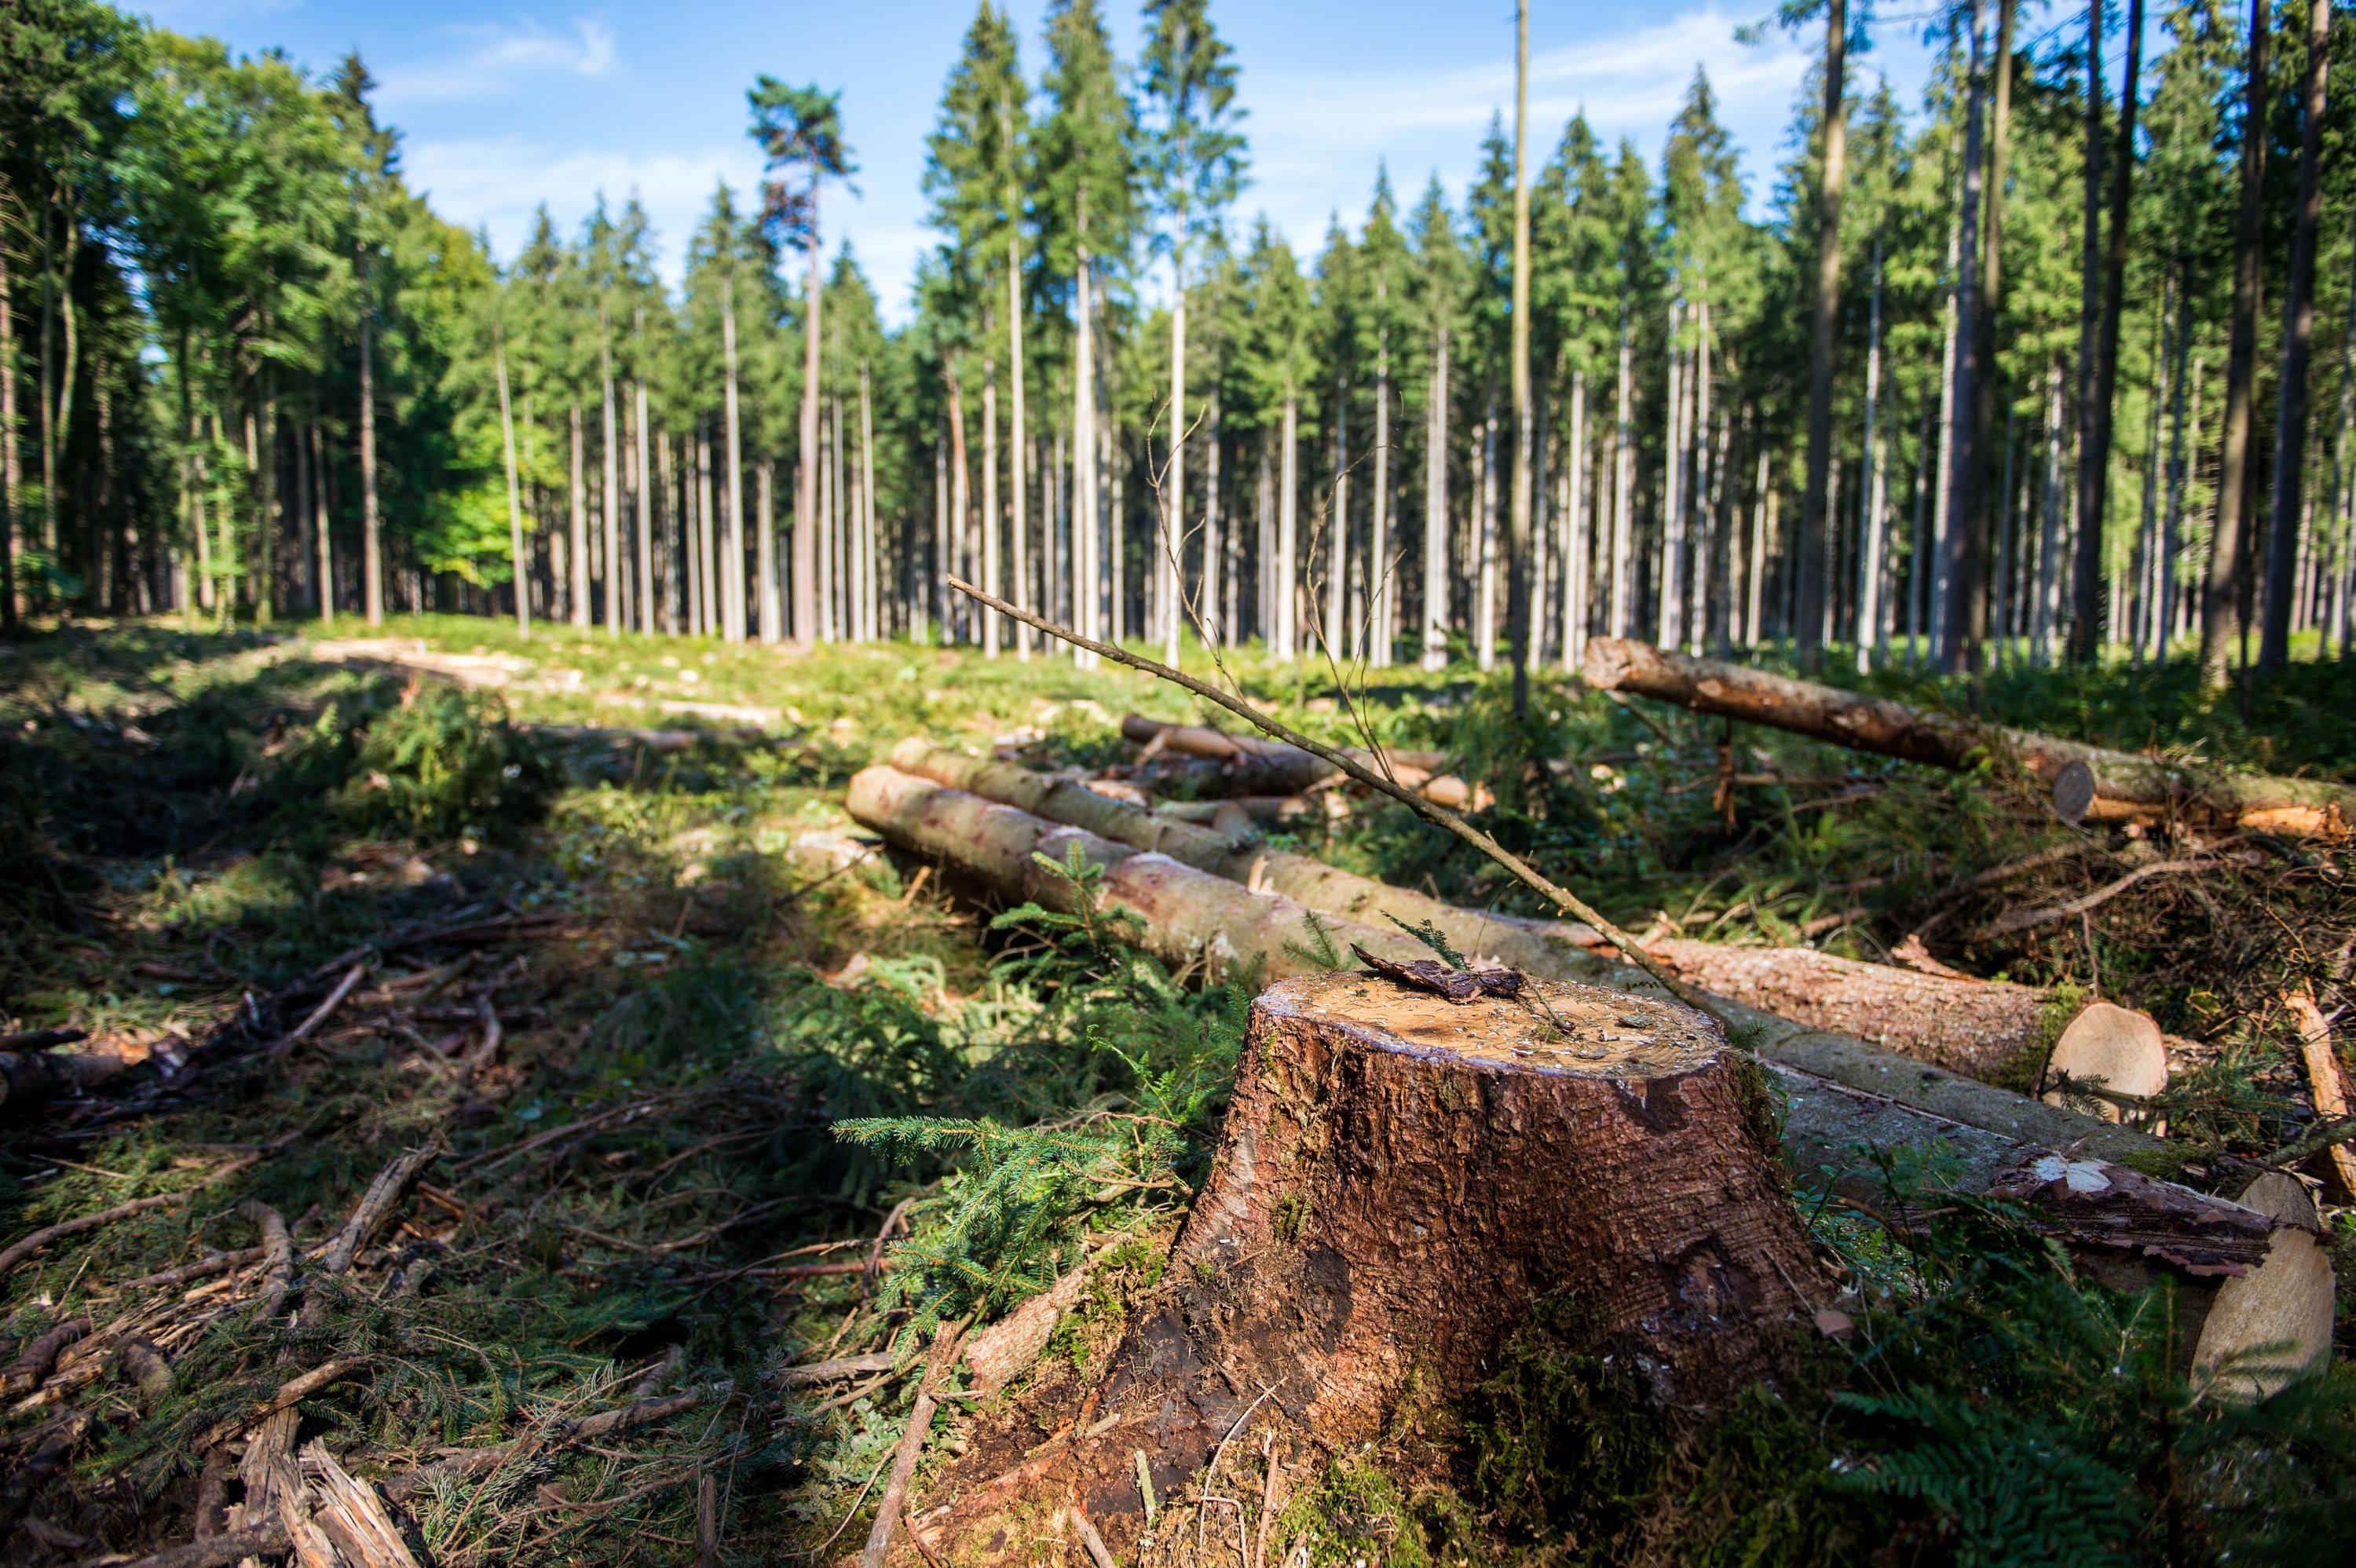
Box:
[1858,236,1887,673]
[496,337,526,637]
[602,323,622,637]
[1661,305,1685,651]
[2160,286,2196,660]
[2330,234,2356,659]
[636,371,655,636]
[2070,0,2146,663]
[2203,0,2271,684]
[2259,0,2333,671]
[2036,361,2065,663]
[948,365,971,646]
[1562,367,1589,669]
[0,247,16,629]
[1477,392,1498,668]
[1009,234,1032,660]
[722,281,746,642]
[862,363,880,642]
[1421,327,1450,670]
[1970,0,2020,645]
[1279,389,1299,659]
[699,430,719,637]
[1612,299,1636,638]
[1938,0,1991,674]
[360,281,382,627]
[1370,327,1393,667]
[796,238,823,644]
[1165,256,1187,667]
[1796,0,1849,672]
[569,406,590,629]
[1507,0,1535,711]
[1202,397,1224,645]
[1074,237,1098,665]
[312,423,334,627]
[1927,204,1962,659]
[1328,379,1348,656]
[982,352,1000,655]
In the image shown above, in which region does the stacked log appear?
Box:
[1582,636,2356,835]
[848,766,2323,1342]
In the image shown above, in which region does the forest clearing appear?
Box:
[11,0,2356,1561]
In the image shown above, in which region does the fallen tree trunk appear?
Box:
[847,769,2289,1277]
[0,1046,129,1118]
[891,741,2190,1087]
[1118,714,1469,802]
[1582,637,2356,835]
[908,970,1827,1563]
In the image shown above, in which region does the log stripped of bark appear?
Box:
[1119,714,1469,804]
[1582,636,2356,835]
[910,971,1824,1563]
[2286,990,2356,1198]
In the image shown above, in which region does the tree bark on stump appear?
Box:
[1582,636,2356,835]
[908,970,1824,1566]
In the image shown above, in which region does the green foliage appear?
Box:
[316,685,551,841]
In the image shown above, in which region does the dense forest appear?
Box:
[5,0,2352,685]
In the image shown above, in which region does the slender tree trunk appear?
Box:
[1328,380,1348,656]
[1561,368,1589,669]
[2203,0,2270,684]
[0,247,16,629]
[1938,0,1990,674]
[311,422,333,627]
[796,237,823,644]
[1202,397,1224,645]
[720,281,746,642]
[1796,0,1849,671]
[1009,235,1032,660]
[568,406,590,630]
[1927,204,1962,659]
[948,365,972,646]
[496,338,526,637]
[699,430,719,637]
[360,283,382,626]
[601,326,622,636]
[1970,0,2020,641]
[1477,392,1498,669]
[1279,389,1299,659]
[862,363,880,642]
[2161,292,2196,660]
[1074,239,1098,665]
[1507,0,1535,711]
[2069,0,2145,662]
[1612,300,1635,638]
[1858,236,1887,673]
[1370,331,1393,667]
[1165,254,1187,667]
[2329,233,2356,659]
[1421,327,1451,670]
[2259,0,2333,670]
[982,352,1000,656]
[636,371,655,636]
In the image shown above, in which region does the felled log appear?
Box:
[891,741,2185,1088]
[1582,636,2356,835]
[908,970,1825,1563]
[1772,1065,2329,1387]
[891,739,1594,971]
[0,1046,126,1117]
[847,769,2278,1278]
[1118,714,1464,802]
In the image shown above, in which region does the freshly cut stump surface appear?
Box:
[910,970,1824,1565]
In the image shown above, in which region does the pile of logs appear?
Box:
[848,730,2339,1559]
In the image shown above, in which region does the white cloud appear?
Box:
[1236,5,1813,249]
[404,136,760,278]
[377,16,618,108]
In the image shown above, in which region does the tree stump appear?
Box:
[909,970,1825,1565]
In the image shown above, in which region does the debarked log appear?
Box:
[1582,636,2356,835]
[905,970,1827,1565]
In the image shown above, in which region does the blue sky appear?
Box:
[137,2,1944,322]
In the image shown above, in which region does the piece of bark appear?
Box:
[116,1335,175,1403]
[1582,636,2356,835]
[2285,991,2356,1199]
[99,1526,292,1568]
[1347,943,1521,1003]
[240,1201,294,1323]
[321,1146,439,1277]
[2041,1001,2169,1123]
[961,1250,1104,1398]
[301,1441,424,1568]
[2,1317,92,1396]
[776,1351,898,1388]
[909,973,1824,1564]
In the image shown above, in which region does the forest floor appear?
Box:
[5,613,2356,1566]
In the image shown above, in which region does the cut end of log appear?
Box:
[2050,758,2098,825]
[2191,1172,2336,1401]
[1579,635,1641,692]
[2041,1001,2168,1124]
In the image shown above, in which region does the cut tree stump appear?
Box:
[1582,636,2356,835]
[905,970,1824,1566]
[2192,1172,2336,1398]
